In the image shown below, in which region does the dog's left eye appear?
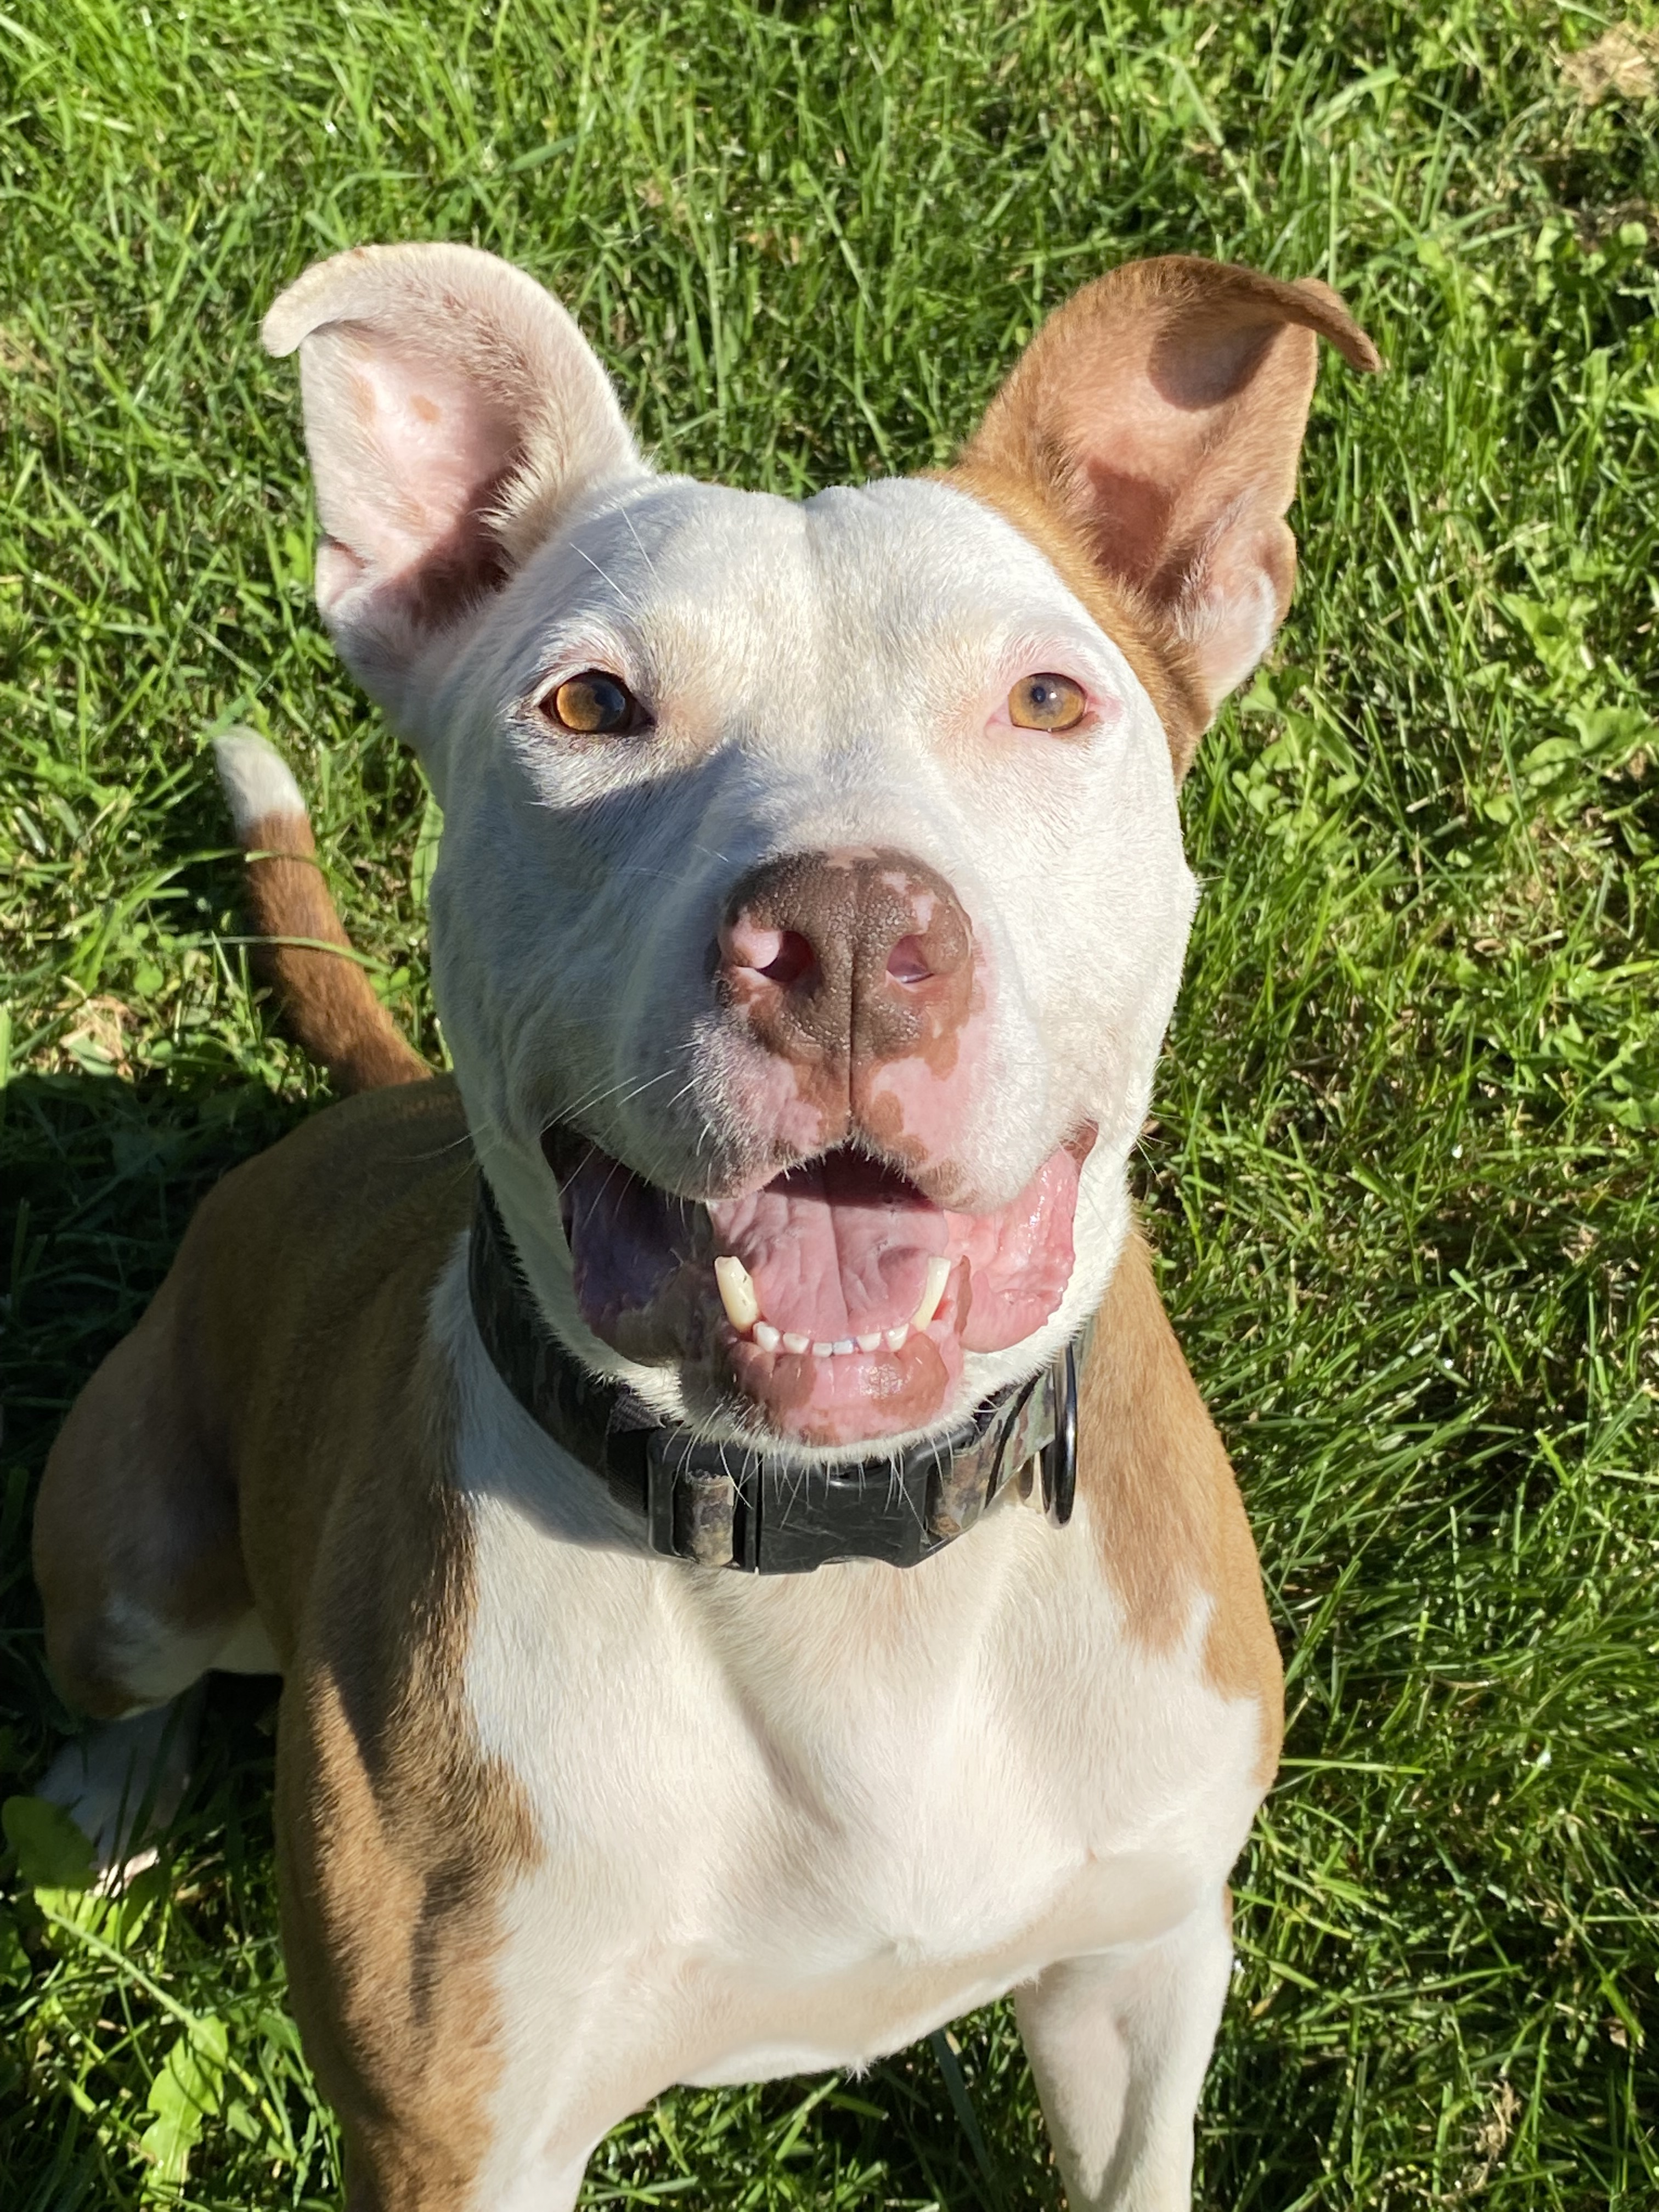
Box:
[1007,673,1088,732]
[537,671,649,736]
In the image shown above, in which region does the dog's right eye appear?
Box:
[537,672,648,736]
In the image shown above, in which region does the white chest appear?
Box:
[459,1469,1266,2104]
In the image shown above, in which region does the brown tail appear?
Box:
[212,731,430,1094]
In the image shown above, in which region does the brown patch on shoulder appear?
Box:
[199,1080,539,2208]
[939,459,1212,777]
[1075,1232,1283,1786]
[43,1077,537,2207]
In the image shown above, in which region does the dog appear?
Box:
[33,242,1376,2210]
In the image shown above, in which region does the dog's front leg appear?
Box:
[1015,1889,1234,2211]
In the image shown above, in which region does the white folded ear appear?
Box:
[958,256,1379,753]
[264,242,642,704]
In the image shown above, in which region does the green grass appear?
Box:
[2,0,1658,2203]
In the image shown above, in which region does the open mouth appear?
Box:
[541,1125,1088,1447]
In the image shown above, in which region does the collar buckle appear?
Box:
[645,1429,945,1573]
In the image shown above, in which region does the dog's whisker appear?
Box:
[568,538,627,599]
[556,1046,700,1126]
[620,503,661,585]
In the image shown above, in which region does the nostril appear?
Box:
[761,930,815,988]
[723,917,817,989]
[886,935,934,986]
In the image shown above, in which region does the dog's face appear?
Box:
[420,472,1194,1449]
[267,246,1375,1454]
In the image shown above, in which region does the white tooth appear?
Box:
[832,1339,855,1357]
[911,1256,951,1331]
[812,1341,834,1358]
[753,1321,781,1352]
[885,1324,909,1351]
[856,1332,883,1353]
[714,1255,760,1331]
[782,1332,809,1355]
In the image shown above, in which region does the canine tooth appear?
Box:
[856,1331,883,1353]
[714,1255,760,1331]
[753,1321,781,1352]
[782,1332,810,1355]
[885,1324,909,1351]
[832,1338,855,1357]
[813,1341,835,1358]
[911,1256,951,1331]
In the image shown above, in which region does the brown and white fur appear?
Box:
[33,245,1377,2210]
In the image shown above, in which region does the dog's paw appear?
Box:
[36,1686,204,1892]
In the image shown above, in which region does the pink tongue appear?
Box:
[707,1147,1080,1352]
[706,1153,945,1342]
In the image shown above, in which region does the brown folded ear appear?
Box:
[953,256,1380,774]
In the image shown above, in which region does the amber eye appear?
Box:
[538,670,647,736]
[1007,672,1087,732]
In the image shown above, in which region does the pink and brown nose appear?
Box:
[717,848,978,1098]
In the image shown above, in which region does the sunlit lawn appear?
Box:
[2,1,1657,2204]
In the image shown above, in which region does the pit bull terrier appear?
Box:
[33,242,1377,2210]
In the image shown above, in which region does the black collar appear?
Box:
[468,1179,1081,1575]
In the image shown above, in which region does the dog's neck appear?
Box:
[467,1177,1084,1575]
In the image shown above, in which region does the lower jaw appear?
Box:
[721,1295,967,1448]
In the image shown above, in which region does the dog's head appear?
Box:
[267,244,1376,1457]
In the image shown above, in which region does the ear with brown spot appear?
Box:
[957,256,1380,771]
[264,242,644,716]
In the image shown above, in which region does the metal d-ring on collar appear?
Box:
[466,1178,1083,1576]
